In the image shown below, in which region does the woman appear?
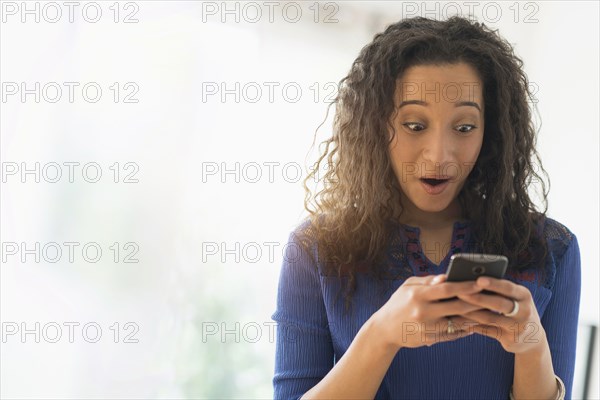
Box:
[272,15,580,400]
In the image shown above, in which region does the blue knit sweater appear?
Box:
[271,217,581,399]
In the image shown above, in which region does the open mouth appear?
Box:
[420,178,449,186]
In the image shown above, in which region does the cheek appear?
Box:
[469,135,484,161]
[389,132,415,160]
[458,137,484,177]
[388,144,414,175]
[388,152,419,192]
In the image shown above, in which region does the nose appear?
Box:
[421,126,454,171]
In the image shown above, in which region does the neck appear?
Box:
[398,194,464,230]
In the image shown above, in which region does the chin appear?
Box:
[400,185,456,213]
[416,202,451,213]
[411,190,455,211]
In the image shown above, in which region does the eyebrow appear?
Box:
[398,99,482,112]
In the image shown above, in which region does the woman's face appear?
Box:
[388,62,485,220]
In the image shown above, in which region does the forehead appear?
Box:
[395,63,483,104]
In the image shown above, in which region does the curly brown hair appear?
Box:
[297,15,550,313]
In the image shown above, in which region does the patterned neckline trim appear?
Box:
[398,219,471,272]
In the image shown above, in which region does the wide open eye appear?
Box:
[402,122,425,132]
[456,124,477,134]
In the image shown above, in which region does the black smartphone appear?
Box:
[438,253,508,302]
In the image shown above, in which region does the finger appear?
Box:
[405,275,437,286]
[457,292,514,314]
[432,318,477,345]
[468,323,503,340]
[423,280,482,301]
[405,274,446,288]
[435,328,474,344]
[457,292,517,315]
[446,315,480,333]
[461,309,513,326]
[428,298,485,318]
[404,276,418,285]
[475,276,528,299]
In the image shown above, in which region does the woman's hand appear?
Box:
[372,274,487,352]
[446,275,547,355]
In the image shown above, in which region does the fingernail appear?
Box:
[478,277,490,286]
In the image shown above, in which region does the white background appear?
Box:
[1,1,598,398]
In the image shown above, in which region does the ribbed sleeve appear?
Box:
[540,234,582,399]
[271,228,334,400]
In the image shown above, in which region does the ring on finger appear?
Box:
[446,317,456,334]
[501,298,519,317]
